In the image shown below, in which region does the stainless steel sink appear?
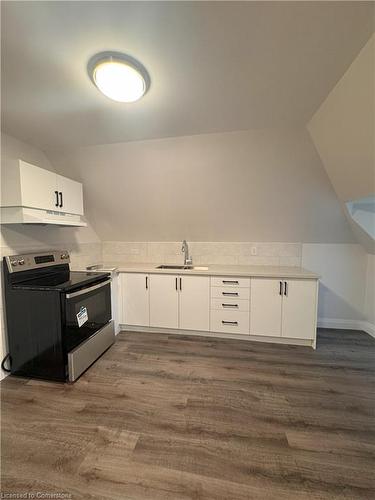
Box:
[156,265,208,271]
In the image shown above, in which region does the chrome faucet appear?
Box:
[182,240,193,266]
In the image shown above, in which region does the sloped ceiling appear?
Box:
[308,35,375,253]
[48,129,355,243]
[1,1,374,150]
[308,35,375,203]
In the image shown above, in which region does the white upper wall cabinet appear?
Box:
[56,174,84,215]
[19,161,58,211]
[1,159,85,224]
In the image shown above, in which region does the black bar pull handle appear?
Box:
[145,276,148,289]
[284,281,288,296]
[59,191,63,208]
[222,292,239,296]
[222,303,239,308]
[222,280,239,285]
[279,281,283,296]
[54,191,59,207]
[222,320,238,326]
[175,277,178,290]
[180,277,182,291]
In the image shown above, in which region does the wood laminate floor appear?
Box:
[1,329,375,500]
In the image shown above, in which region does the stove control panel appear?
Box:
[5,251,70,273]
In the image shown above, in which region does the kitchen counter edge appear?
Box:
[104,263,320,279]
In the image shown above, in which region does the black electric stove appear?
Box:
[11,269,111,291]
[3,250,115,382]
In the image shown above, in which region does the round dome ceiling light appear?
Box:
[87,51,150,103]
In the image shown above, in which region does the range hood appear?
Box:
[1,207,87,227]
[1,159,86,227]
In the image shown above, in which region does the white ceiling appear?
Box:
[1,1,374,150]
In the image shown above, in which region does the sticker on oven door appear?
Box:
[77,306,88,327]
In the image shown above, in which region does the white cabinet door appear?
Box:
[250,278,282,337]
[179,276,210,331]
[56,174,84,215]
[281,280,317,339]
[149,274,179,329]
[122,273,149,327]
[19,160,57,211]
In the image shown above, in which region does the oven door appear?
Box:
[63,279,112,352]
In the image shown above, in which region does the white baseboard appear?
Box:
[318,318,375,338]
[120,324,315,348]
[359,321,375,338]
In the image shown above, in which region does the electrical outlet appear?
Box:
[251,246,257,256]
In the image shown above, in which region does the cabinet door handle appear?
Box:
[284,281,288,296]
[180,277,182,291]
[222,303,239,308]
[54,191,59,207]
[222,320,238,326]
[279,281,283,296]
[175,277,178,291]
[59,191,63,208]
[145,276,148,289]
[222,292,238,296]
[222,280,239,285]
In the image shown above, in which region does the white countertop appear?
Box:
[104,262,319,279]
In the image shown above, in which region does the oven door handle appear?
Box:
[65,279,111,299]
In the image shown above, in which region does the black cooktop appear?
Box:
[12,271,110,292]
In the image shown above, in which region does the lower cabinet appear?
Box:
[250,278,282,337]
[149,274,179,329]
[281,279,317,339]
[210,276,250,334]
[179,275,210,331]
[120,272,318,344]
[121,273,150,326]
[121,273,210,331]
[250,278,317,339]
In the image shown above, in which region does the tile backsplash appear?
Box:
[102,241,302,267]
[0,240,302,270]
[0,242,102,270]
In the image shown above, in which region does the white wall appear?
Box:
[0,133,102,379]
[301,243,367,322]
[48,128,354,244]
[48,128,372,336]
[305,34,374,333]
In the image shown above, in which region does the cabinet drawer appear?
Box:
[211,276,250,288]
[211,298,249,312]
[210,310,249,335]
[211,286,250,300]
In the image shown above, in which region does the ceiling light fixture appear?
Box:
[87,51,150,103]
